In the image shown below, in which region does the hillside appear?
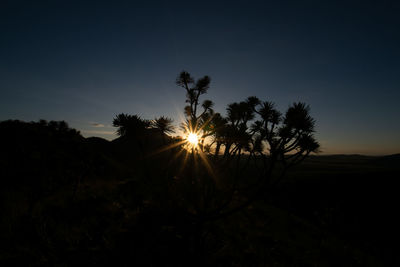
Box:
[1,120,399,266]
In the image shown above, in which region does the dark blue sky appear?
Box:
[1,0,399,154]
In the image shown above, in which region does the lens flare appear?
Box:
[187,132,199,146]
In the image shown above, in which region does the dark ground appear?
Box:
[1,120,399,266]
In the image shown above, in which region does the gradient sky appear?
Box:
[1,0,399,155]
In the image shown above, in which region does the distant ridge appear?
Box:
[313,154,376,157]
[372,153,400,167]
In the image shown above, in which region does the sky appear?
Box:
[1,0,399,155]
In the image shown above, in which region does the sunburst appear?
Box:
[187,132,199,146]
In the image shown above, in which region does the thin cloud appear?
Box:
[91,123,105,128]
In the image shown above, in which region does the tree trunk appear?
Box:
[214,142,221,158]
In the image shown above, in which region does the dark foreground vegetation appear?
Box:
[1,120,399,266]
[1,72,399,266]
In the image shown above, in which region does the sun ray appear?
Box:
[178,148,190,175]
[147,140,186,157]
[197,149,217,180]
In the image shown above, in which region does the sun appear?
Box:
[187,132,199,146]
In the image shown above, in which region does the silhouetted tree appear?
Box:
[113,113,150,137]
[176,71,214,147]
[221,98,258,158]
[112,113,152,159]
[174,71,320,223]
[151,116,174,144]
[208,113,227,157]
[204,99,320,220]
[152,116,174,134]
